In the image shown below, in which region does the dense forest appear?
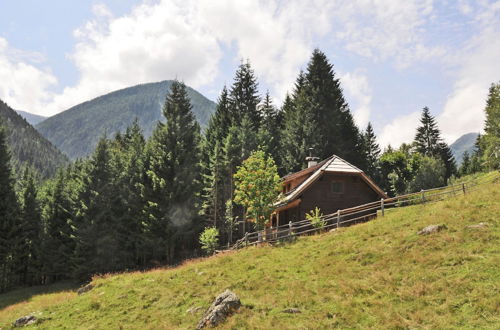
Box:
[36,81,216,159]
[0,100,68,179]
[0,49,498,293]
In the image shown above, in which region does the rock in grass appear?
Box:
[282,308,302,314]
[196,290,241,329]
[418,224,447,235]
[13,315,37,327]
[466,222,488,229]
[77,283,94,295]
[187,306,204,315]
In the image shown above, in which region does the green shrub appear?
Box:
[306,207,325,229]
[199,227,219,255]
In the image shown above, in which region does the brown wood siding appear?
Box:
[296,172,379,220]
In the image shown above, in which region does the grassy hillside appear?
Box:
[0,100,68,178]
[450,132,479,164]
[1,174,498,329]
[36,81,216,159]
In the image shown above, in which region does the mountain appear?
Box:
[36,81,216,159]
[15,110,47,125]
[0,100,69,178]
[450,132,479,164]
[0,173,498,328]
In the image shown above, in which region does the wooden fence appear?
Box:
[230,173,500,250]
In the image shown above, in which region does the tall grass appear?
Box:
[1,173,498,329]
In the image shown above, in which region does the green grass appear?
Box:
[1,173,499,329]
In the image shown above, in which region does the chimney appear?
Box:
[305,148,319,168]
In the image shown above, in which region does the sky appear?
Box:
[1,0,499,147]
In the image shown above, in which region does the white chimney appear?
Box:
[306,156,319,168]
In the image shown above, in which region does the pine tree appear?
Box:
[41,168,76,283]
[460,151,471,176]
[258,91,281,158]
[0,124,20,292]
[481,82,500,169]
[414,107,456,180]
[414,107,441,156]
[143,81,201,265]
[229,60,261,127]
[110,120,146,268]
[73,137,122,280]
[17,168,42,285]
[201,87,232,229]
[363,122,381,182]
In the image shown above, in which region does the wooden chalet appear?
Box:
[271,155,387,227]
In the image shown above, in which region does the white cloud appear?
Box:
[0,38,57,114]
[332,0,445,68]
[339,71,372,129]
[378,111,420,148]
[438,1,500,143]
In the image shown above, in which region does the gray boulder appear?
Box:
[282,308,302,314]
[196,290,241,329]
[77,283,94,295]
[418,224,447,235]
[13,315,37,327]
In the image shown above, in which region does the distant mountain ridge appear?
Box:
[15,110,47,125]
[0,100,68,178]
[36,81,216,159]
[450,132,479,164]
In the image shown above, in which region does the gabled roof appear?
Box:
[276,155,387,207]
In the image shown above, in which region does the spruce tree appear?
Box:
[229,60,261,127]
[258,91,281,159]
[414,107,456,180]
[201,87,232,229]
[414,107,441,156]
[41,169,76,283]
[73,137,121,280]
[18,168,42,285]
[0,124,20,292]
[460,151,471,176]
[363,122,381,182]
[143,81,201,265]
[481,82,500,169]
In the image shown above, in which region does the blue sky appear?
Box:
[1,0,499,146]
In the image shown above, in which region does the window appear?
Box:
[331,181,344,194]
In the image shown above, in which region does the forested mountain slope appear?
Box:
[36,80,216,159]
[0,100,68,178]
[450,132,479,164]
[1,174,497,329]
[15,110,47,125]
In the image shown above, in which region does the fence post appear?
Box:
[381,198,385,216]
[421,189,426,203]
[245,232,248,246]
[462,183,466,195]
[336,210,340,228]
[288,221,292,236]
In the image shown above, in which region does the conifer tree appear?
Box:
[460,151,471,176]
[258,91,281,158]
[18,168,42,285]
[229,60,261,127]
[0,124,20,292]
[414,107,456,180]
[41,169,76,283]
[414,107,441,156]
[73,137,122,280]
[110,120,146,268]
[363,122,381,182]
[143,80,201,265]
[480,82,500,169]
[201,87,232,229]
